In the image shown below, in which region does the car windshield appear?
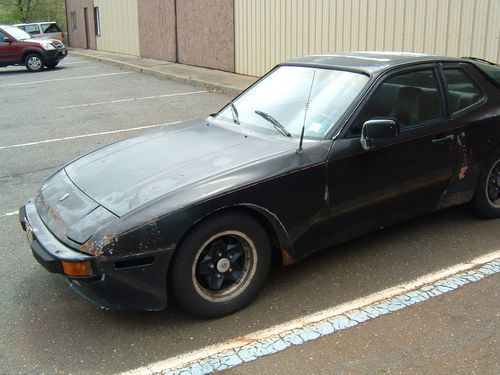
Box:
[5,26,31,40]
[217,66,369,138]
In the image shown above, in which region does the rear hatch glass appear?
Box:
[41,23,62,33]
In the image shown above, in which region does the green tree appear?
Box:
[0,0,66,29]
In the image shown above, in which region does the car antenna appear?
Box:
[297,70,316,154]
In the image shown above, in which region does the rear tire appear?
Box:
[472,147,500,218]
[25,53,44,72]
[170,212,271,318]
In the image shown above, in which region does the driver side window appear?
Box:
[348,69,443,137]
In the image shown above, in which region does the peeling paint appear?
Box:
[80,233,117,256]
[458,165,468,180]
[281,249,294,266]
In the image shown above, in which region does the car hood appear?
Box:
[21,37,62,45]
[64,119,297,218]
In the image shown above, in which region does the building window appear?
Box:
[94,7,100,36]
[70,11,77,31]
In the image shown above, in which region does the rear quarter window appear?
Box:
[25,24,40,34]
[443,68,484,114]
[472,61,500,88]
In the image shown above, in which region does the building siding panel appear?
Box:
[65,0,96,50]
[235,0,500,76]
[176,0,235,72]
[137,0,176,62]
[93,0,140,56]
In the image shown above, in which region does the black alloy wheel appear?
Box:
[473,148,500,218]
[486,159,500,208]
[193,230,256,302]
[170,212,271,318]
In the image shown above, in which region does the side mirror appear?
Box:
[360,119,399,150]
[3,37,12,43]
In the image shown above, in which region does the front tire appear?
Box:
[25,53,44,72]
[170,212,271,318]
[472,148,500,218]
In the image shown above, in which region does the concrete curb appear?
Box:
[68,49,252,95]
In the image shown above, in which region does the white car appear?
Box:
[14,22,66,43]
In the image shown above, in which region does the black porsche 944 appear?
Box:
[20,52,500,318]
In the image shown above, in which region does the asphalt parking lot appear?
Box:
[1,55,499,374]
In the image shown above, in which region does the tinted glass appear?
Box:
[349,69,443,136]
[472,61,500,87]
[25,24,40,34]
[42,23,61,33]
[443,68,483,113]
[217,66,369,138]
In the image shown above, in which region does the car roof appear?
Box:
[14,22,56,26]
[282,51,465,75]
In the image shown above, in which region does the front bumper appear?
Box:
[19,201,173,311]
[42,48,67,64]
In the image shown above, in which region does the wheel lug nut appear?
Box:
[209,264,214,269]
[229,268,232,272]
[216,274,221,278]
[218,252,222,257]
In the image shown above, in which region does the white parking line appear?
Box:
[61,66,101,71]
[0,121,181,150]
[0,71,133,87]
[0,211,18,218]
[55,90,207,110]
[0,66,100,79]
[123,250,500,375]
[61,61,90,64]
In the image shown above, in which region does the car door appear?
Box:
[0,30,18,64]
[327,65,460,237]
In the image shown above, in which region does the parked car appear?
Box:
[14,21,66,43]
[19,52,500,318]
[0,24,67,72]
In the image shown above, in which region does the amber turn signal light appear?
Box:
[61,261,93,276]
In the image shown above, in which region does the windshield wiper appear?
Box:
[254,110,291,137]
[230,102,240,125]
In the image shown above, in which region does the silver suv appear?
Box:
[14,22,66,43]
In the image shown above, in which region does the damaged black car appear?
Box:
[20,52,500,318]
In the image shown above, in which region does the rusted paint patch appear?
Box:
[80,233,117,256]
[281,249,294,266]
[458,165,469,180]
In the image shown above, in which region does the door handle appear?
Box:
[432,134,455,144]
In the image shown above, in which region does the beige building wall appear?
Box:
[235,0,500,76]
[137,0,177,62]
[177,0,235,72]
[94,0,140,56]
[66,0,97,50]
